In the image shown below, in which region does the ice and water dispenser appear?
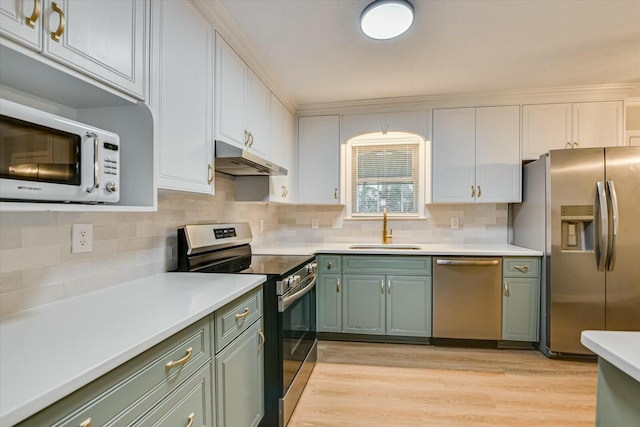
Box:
[560,205,594,251]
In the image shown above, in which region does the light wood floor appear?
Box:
[288,341,597,426]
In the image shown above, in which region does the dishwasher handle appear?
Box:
[436,259,500,266]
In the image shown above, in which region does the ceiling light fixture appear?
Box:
[360,0,415,40]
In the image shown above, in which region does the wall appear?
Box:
[278,204,508,244]
[0,174,279,317]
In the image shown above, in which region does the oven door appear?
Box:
[278,272,317,425]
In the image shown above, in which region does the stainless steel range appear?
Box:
[176,223,317,427]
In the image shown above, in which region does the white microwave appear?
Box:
[0,99,120,204]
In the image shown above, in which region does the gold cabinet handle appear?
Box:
[566,141,571,149]
[336,278,340,292]
[26,0,41,28]
[477,185,481,198]
[503,281,510,297]
[166,347,192,370]
[50,2,65,42]
[387,280,391,295]
[207,164,213,185]
[513,264,529,273]
[381,280,384,294]
[249,132,254,147]
[79,418,91,427]
[186,412,195,427]
[471,185,476,198]
[573,141,579,149]
[244,130,250,146]
[284,186,288,197]
[235,308,250,320]
[334,188,338,200]
[327,261,332,270]
[258,329,265,351]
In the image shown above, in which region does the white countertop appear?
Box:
[0,272,266,427]
[253,242,543,257]
[581,330,640,382]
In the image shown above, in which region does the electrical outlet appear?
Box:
[451,217,460,230]
[72,224,93,253]
[311,219,319,229]
[259,219,264,233]
[332,218,343,229]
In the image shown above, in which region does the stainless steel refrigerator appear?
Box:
[513,147,640,356]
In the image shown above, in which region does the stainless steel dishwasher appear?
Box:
[432,257,502,340]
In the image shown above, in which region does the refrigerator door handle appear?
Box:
[595,181,609,271]
[606,180,619,271]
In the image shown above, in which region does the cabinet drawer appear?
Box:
[317,255,342,273]
[20,317,211,427]
[215,287,263,353]
[133,363,212,426]
[503,258,540,277]
[343,256,431,275]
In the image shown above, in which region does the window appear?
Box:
[346,132,425,218]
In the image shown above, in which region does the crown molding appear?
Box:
[192,0,298,114]
[296,84,639,116]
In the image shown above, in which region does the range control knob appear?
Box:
[105,181,118,193]
[307,262,317,273]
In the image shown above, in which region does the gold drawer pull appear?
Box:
[471,185,475,198]
[477,185,481,198]
[336,278,340,292]
[235,308,250,319]
[327,261,332,270]
[566,141,571,149]
[207,164,213,185]
[79,418,91,427]
[504,281,510,297]
[50,2,65,42]
[26,0,41,28]
[187,412,195,427]
[513,264,529,273]
[258,329,265,351]
[166,347,192,370]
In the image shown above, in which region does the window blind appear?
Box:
[351,142,420,215]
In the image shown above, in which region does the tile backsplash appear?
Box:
[0,175,508,316]
[0,174,279,316]
[278,203,508,244]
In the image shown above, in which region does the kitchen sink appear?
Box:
[348,244,422,250]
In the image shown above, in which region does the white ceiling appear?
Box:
[219,0,640,107]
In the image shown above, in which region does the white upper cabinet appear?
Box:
[215,33,270,158]
[0,0,147,99]
[432,106,521,203]
[269,93,296,202]
[340,111,430,142]
[298,115,341,204]
[522,101,624,160]
[151,0,214,195]
[0,0,42,50]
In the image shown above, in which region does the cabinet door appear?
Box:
[317,274,342,332]
[386,275,432,337]
[475,106,521,202]
[42,0,146,99]
[215,33,247,147]
[432,108,476,202]
[246,70,270,158]
[572,101,624,149]
[521,103,572,160]
[269,94,297,203]
[0,0,42,50]
[342,274,385,335]
[215,320,264,427]
[298,115,341,204]
[152,0,213,194]
[502,277,540,341]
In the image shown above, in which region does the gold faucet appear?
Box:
[382,207,393,244]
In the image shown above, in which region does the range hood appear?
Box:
[214,140,287,176]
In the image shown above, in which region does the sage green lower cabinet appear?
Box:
[317,273,342,332]
[342,274,386,335]
[502,257,541,342]
[215,319,264,427]
[340,256,432,338]
[386,275,432,337]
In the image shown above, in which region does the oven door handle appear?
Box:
[279,273,317,312]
